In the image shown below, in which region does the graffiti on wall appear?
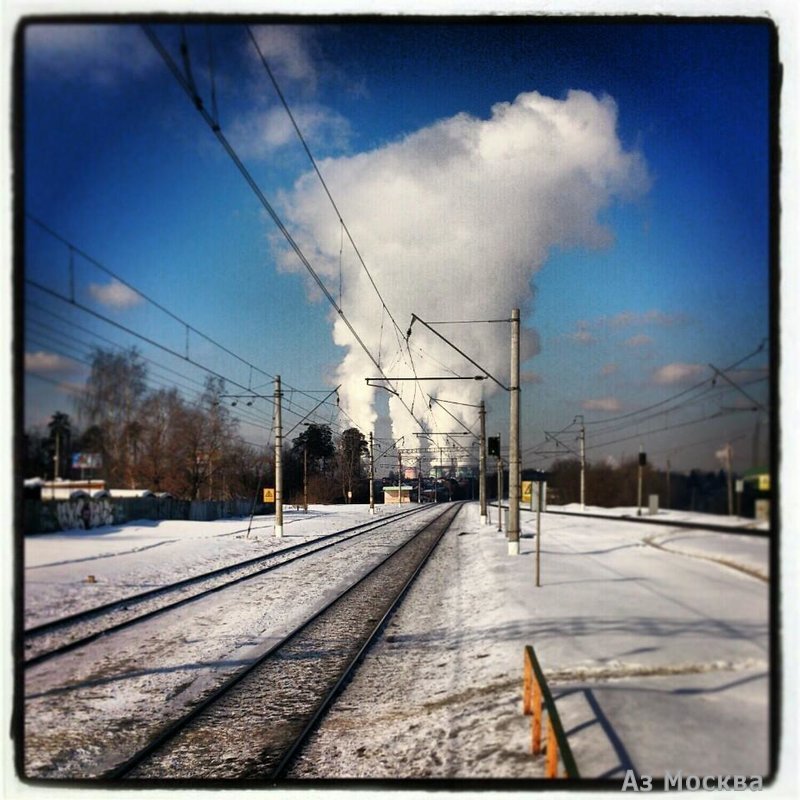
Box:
[56,498,115,531]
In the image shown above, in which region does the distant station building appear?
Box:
[383,484,414,504]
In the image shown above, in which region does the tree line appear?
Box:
[23,347,369,504]
[542,457,762,516]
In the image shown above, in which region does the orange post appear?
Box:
[546,717,558,778]
[532,680,542,755]
[523,659,532,715]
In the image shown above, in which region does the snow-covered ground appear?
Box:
[23,504,439,778]
[293,502,771,781]
[24,504,411,626]
[17,501,782,788]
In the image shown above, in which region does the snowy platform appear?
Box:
[293,502,772,781]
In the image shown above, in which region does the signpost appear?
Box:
[522,480,533,509]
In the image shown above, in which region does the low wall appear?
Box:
[23,496,262,534]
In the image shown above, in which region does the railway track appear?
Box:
[24,504,433,667]
[490,502,768,537]
[101,501,463,780]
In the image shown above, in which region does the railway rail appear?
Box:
[100,501,463,780]
[24,504,433,667]
[490,502,768,537]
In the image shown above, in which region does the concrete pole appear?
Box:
[274,375,283,538]
[369,431,375,514]
[508,308,521,555]
[479,400,487,524]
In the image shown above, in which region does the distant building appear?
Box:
[383,485,414,504]
[31,479,107,501]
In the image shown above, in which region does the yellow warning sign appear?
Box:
[521,481,533,503]
[263,488,275,503]
[758,474,770,492]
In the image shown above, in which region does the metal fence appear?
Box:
[523,644,580,779]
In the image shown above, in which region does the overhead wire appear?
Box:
[143,24,431,438]
[242,24,439,431]
[25,215,335,413]
[25,221,345,433]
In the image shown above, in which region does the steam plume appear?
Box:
[274,89,649,446]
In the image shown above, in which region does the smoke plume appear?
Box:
[274,89,649,447]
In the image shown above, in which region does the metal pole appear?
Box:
[726,443,734,516]
[274,375,283,538]
[536,481,542,587]
[579,418,586,510]
[398,449,402,504]
[666,458,671,510]
[53,430,60,482]
[637,463,643,517]
[508,308,521,555]
[418,458,422,503]
[369,431,375,514]
[479,400,487,524]
[497,456,503,533]
[303,443,308,513]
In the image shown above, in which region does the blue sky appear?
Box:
[21,17,774,475]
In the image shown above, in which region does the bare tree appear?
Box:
[134,388,184,493]
[79,348,147,488]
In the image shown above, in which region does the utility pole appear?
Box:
[398,449,402,503]
[303,443,308,513]
[535,479,542,587]
[666,458,671,510]
[369,431,375,514]
[497,453,504,533]
[274,375,283,538]
[637,445,645,517]
[479,400,487,525]
[53,429,60,482]
[508,307,521,556]
[579,417,586,510]
[726,443,734,516]
[418,458,422,503]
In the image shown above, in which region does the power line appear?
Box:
[245,24,406,342]
[25,216,339,414]
[143,24,431,438]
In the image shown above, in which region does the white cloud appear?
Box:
[582,397,622,412]
[607,309,688,328]
[25,24,157,85]
[623,334,653,347]
[567,320,597,345]
[25,351,78,374]
[248,26,321,93]
[652,362,706,385]
[274,89,649,440]
[88,279,142,309]
[229,104,351,159]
